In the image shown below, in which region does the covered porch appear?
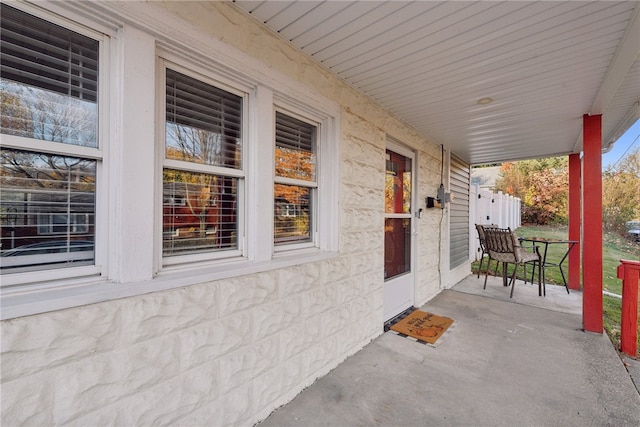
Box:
[1,2,638,425]
[259,275,640,426]
[232,0,640,336]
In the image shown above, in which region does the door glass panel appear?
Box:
[384,148,412,281]
[384,217,411,279]
[385,150,411,214]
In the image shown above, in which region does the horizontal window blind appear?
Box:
[275,112,316,182]
[0,4,98,102]
[275,112,315,153]
[166,69,242,169]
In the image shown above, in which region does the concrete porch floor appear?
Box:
[258,275,640,426]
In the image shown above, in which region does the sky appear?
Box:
[602,118,640,170]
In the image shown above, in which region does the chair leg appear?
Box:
[483,264,490,289]
[482,254,500,289]
[559,266,570,294]
[508,268,516,287]
[530,262,535,284]
[477,254,484,278]
[524,261,536,284]
[537,261,544,297]
[502,262,509,286]
[509,267,518,298]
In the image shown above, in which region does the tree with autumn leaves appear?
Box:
[493,151,639,235]
[495,157,569,225]
[274,147,314,239]
[602,147,639,235]
[274,147,314,201]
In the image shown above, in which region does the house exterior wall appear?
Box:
[1,2,460,425]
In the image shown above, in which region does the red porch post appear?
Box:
[617,260,640,357]
[582,114,603,333]
[568,153,581,291]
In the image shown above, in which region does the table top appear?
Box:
[519,237,578,244]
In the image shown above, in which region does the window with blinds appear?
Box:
[0,5,99,275]
[165,69,242,169]
[163,68,243,258]
[274,111,317,246]
[0,4,98,147]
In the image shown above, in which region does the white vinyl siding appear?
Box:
[449,153,470,269]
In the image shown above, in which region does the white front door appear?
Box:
[383,144,415,321]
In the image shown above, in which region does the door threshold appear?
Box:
[383,306,418,332]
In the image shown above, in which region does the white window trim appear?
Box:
[0,135,103,161]
[276,176,319,188]
[0,1,341,320]
[163,159,246,179]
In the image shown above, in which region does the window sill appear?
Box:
[0,250,339,320]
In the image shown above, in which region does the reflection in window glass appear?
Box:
[385,150,411,214]
[0,148,96,273]
[274,184,311,245]
[162,170,237,256]
[384,217,411,279]
[0,81,98,147]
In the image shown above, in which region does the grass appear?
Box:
[472,225,640,357]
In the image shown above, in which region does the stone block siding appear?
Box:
[0,2,447,426]
[2,257,381,425]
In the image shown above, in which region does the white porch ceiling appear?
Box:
[232,1,640,165]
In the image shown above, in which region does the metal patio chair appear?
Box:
[482,227,542,298]
[475,224,499,278]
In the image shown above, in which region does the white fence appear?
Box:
[469,183,521,261]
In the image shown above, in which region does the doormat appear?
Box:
[388,309,454,346]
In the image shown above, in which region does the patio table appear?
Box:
[519,237,577,295]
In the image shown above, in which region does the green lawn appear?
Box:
[472,225,640,356]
